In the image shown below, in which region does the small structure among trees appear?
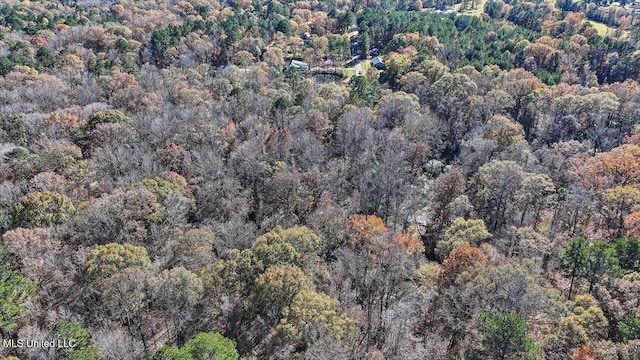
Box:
[371,56,385,70]
[284,59,309,72]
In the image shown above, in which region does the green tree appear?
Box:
[0,246,35,336]
[206,233,303,297]
[50,321,100,360]
[558,294,609,347]
[358,26,371,59]
[115,38,132,53]
[84,243,151,280]
[337,11,355,33]
[254,226,324,257]
[50,321,92,349]
[248,240,301,276]
[252,265,313,323]
[12,191,75,228]
[0,56,14,75]
[1,113,27,146]
[150,346,191,360]
[618,318,640,343]
[277,290,355,348]
[435,218,491,261]
[35,47,57,70]
[66,348,100,360]
[584,241,619,294]
[283,67,302,90]
[474,312,538,360]
[150,332,238,360]
[560,237,589,300]
[384,53,412,88]
[275,18,292,36]
[124,177,193,205]
[220,17,240,45]
[348,76,381,107]
[613,238,640,272]
[182,332,239,360]
[87,110,131,130]
[149,27,179,66]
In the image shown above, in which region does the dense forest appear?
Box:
[1,0,640,359]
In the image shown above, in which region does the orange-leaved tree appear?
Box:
[346,214,424,258]
[442,245,488,282]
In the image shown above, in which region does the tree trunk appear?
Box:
[568,268,576,300]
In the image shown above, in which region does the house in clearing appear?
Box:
[284,59,309,72]
[371,56,385,70]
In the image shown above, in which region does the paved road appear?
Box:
[348,29,363,76]
[355,59,362,76]
[350,31,362,76]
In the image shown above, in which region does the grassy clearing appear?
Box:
[342,59,372,83]
[343,68,356,78]
[590,21,613,37]
[546,0,628,39]
[361,59,371,74]
[456,0,628,39]
[458,0,487,17]
[587,20,630,39]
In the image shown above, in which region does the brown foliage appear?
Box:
[30,36,49,48]
[346,214,424,257]
[393,227,425,255]
[346,214,389,249]
[570,345,596,360]
[433,172,466,207]
[42,110,86,129]
[624,212,640,238]
[157,142,193,176]
[572,144,640,190]
[442,245,488,281]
